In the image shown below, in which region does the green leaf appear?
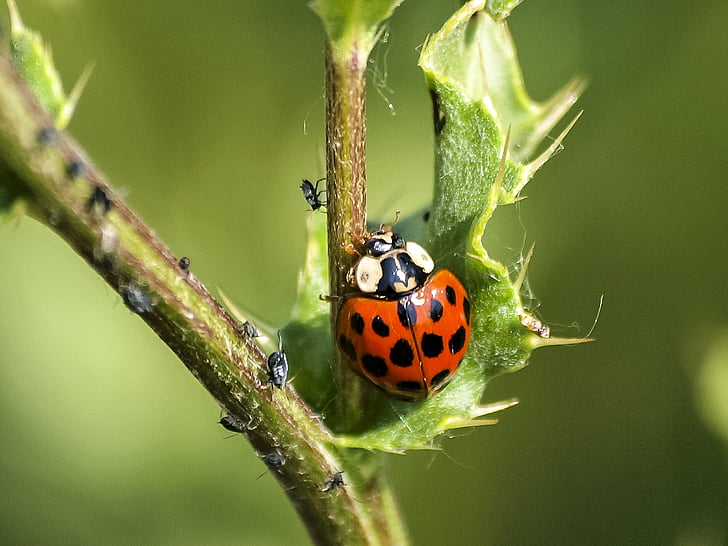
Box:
[284,213,336,412]
[7,0,90,129]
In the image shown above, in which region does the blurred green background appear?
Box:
[2,0,728,544]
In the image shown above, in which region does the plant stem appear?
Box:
[324,39,372,429]
[0,45,388,545]
[322,36,411,545]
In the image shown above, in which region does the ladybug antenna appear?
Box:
[377,210,401,233]
[276,330,283,351]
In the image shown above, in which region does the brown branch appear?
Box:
[324,39,374,430]
[0,44,381,545]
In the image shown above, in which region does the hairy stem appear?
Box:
[322,35,410,546]
[324,39,371,428]
[0,45,382,546]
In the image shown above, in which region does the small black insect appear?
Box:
[422,210,430,222]
[323,471,345,492]
[242,320,259,338]
[262,452,285,468]
[300,178,326,211]
[256,451,286,480]
[267,331,289,390]
[121,284,153,314]
[178,256,191,272]
[66,160,86,180]
[219,414,247,434]
[87,185,113,216]
[36,127,58,146]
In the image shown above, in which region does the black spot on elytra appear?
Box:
[350,313,365,335]
[463,297,471,325]
[429,299,443,322]
[371,316,389,337]
[449,326,467,355]
[431,369,451,387]
[389,339,414,367]
[339,334,357,362]
[445,285,456,305]
[362,354,388,377]
[421,333,444,358]
[396,380,424,393]
[397,299,418,328]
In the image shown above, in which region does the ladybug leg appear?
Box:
[343,242,361,256]
[342,227,369,257]
[343,241,366,289]
[345,266,357,287]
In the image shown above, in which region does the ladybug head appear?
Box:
[364,230,405,257]
[352,232,435,297]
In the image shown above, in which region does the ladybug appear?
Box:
[267,331,289,389]
[300,178,326,211]
[336,229,471,401]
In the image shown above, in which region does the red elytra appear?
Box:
[337,269,471,401]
